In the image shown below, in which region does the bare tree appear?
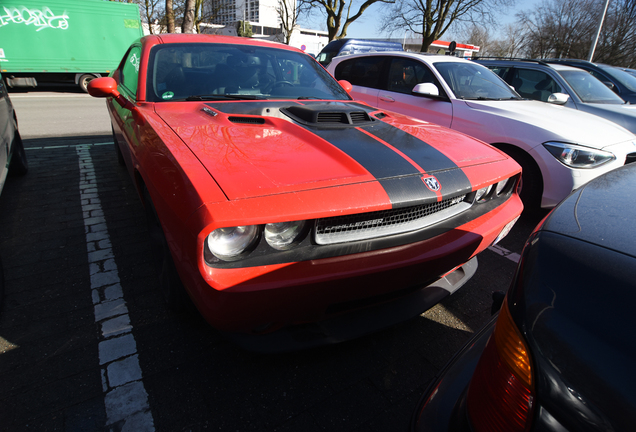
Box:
[182,0,196,32]
[277,0,300,44]
[166,0,176,32]
[382,0,514,52]
[299,0,396,41]
[516,0,598,59]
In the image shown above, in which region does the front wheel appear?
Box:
[499,146,542,210]
[142,188,190,312]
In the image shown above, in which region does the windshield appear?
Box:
[146,43,351,102]
[599,65,636,92]
[434,62,520,100]
[560,70,626,104]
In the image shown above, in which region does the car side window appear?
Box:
[489,66,510,79]
[511,68,561,101]
[334,57,386,89]
[121,46,141,97]
[386,58,441,94]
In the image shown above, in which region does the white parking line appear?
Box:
[488,244,521,263]
[77,145,155,431]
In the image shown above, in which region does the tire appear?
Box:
[78,74,95,93]
[9,131,28,176]
[142,188,189,312]
[112,126,125,166]
[497,145,542,210]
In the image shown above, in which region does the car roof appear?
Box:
[330,51,472,65]
[143,33,300,52]
[542,163,636,257]
[474,58,582,72]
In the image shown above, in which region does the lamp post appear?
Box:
[587,0,610,61]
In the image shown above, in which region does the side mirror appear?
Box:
[547,92,570,105]
[412,82,440,97]
[338,79,352,93]
[87,77,119,98]
[602,81,616,92]
[87,77,135,110]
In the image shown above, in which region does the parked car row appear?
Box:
[477,59,636,134]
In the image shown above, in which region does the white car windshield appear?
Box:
[560,70,626,104]
[434,62,520,100]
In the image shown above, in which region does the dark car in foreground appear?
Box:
[87,34,523,351]
[412,163,636,431]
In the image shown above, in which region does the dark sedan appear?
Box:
[412,162,636,432]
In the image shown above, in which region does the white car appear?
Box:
[328,52,636,208]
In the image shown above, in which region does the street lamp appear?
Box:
[588,0,610,61]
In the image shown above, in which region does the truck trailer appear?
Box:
[0,0,143,91]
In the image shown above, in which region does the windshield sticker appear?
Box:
[0,6,69,31]
[162,91,174,100]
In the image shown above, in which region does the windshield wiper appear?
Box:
[185,94,265,101]
[297,96,323,100]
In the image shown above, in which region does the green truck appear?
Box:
[0,0,143,91]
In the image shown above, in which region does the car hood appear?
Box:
[463,99,635,148]
[542,163,636,257]
[154,101,508,202]
[580,102,636,134]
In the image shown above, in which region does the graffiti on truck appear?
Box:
[0,6,69,31]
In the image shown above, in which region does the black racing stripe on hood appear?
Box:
[310,128,419,179]
[365,121,460,172]
[364,121,473,196]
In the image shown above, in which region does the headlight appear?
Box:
[206,225,259,260]
[495,178,510,195]
[264,220,307,250]
[543,142,615,168]
[475,184,493,201]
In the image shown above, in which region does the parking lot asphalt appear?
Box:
[0,95,543,431]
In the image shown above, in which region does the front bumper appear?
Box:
[224,256,477,352]
[181,192,522,339]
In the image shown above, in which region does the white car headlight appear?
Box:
[543,142,615,169]
[264,220,306,250]
[207,225,259,260]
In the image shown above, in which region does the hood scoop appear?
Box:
[281,104,376,128]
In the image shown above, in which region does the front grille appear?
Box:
[315,195,471,245]
[625,152,636,165]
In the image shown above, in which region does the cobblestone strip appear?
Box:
[77,145,155,432]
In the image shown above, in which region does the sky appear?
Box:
[300,0,542,42]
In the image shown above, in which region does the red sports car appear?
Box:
[88,34,522,351]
